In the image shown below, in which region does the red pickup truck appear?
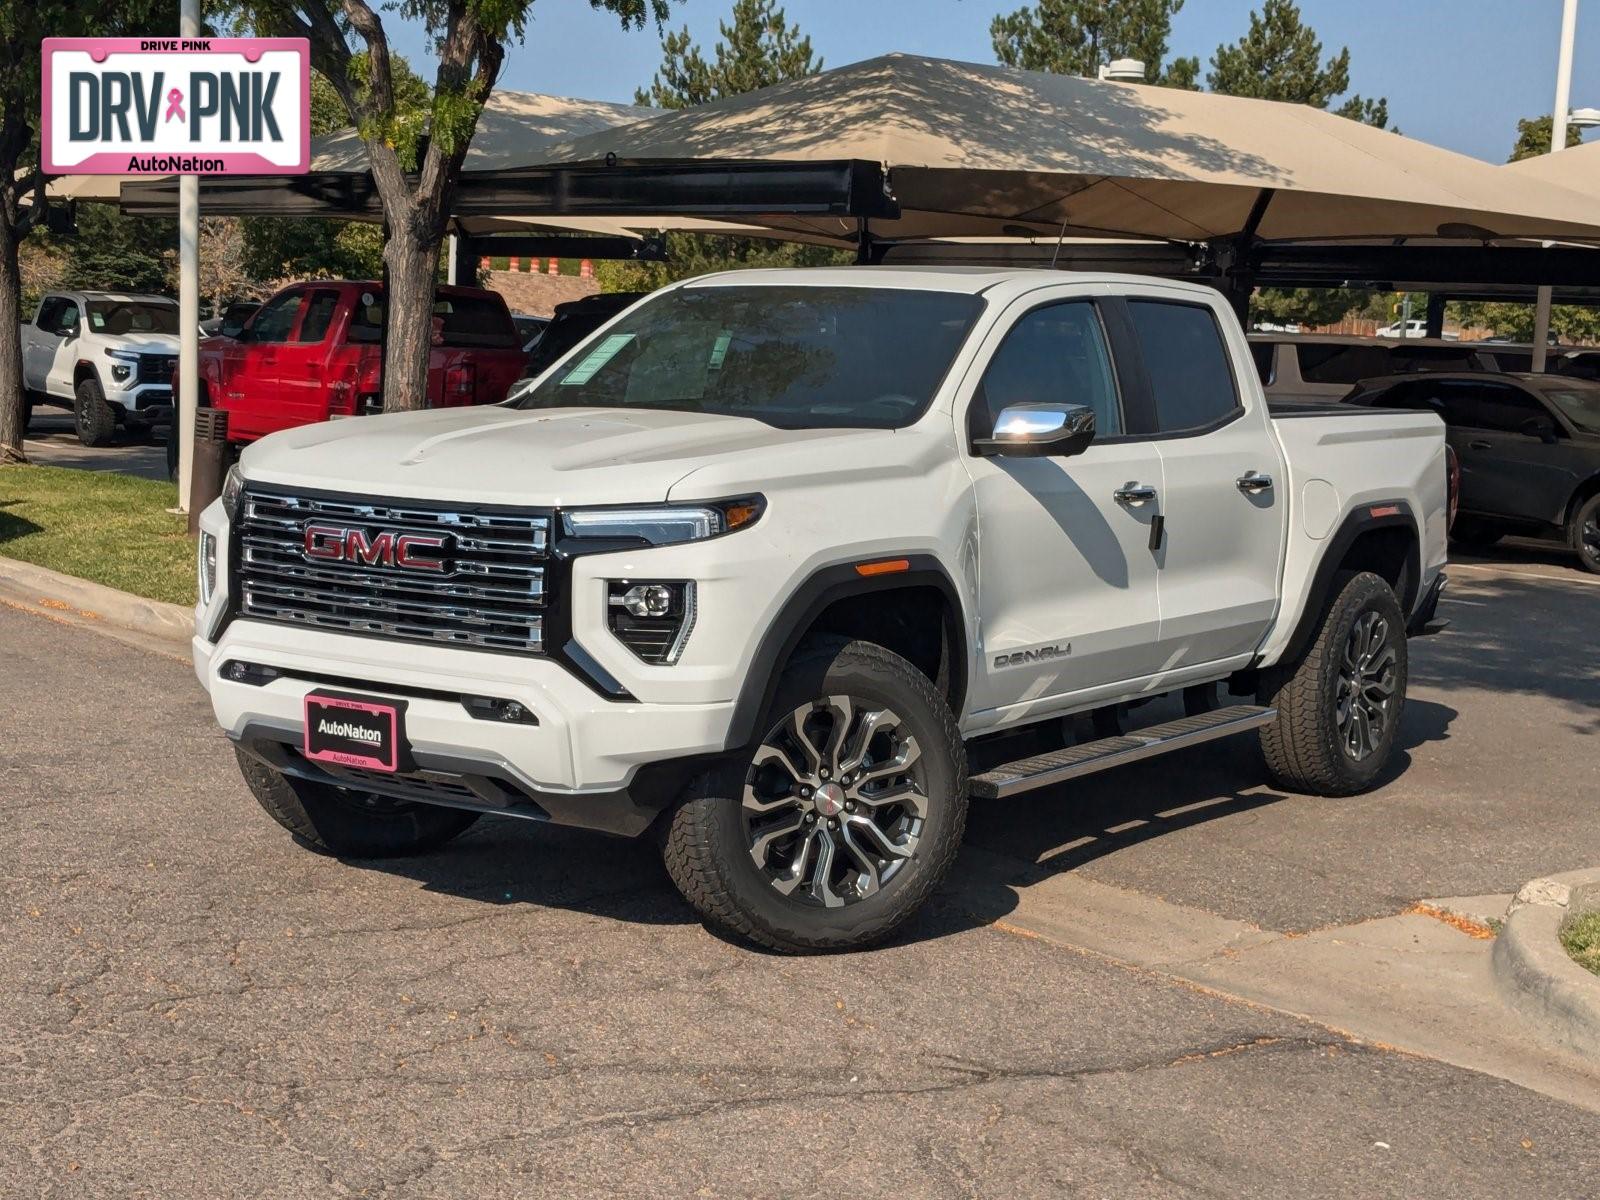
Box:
[196,280,526,445]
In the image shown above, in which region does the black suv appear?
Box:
[1344,372,1600,573]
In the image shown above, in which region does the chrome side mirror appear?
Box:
[974,403,1096,458]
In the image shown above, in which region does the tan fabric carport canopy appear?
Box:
[527,53,1600,248]
[1504,140,1600,198]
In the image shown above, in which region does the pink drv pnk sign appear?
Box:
[42,37,309,176]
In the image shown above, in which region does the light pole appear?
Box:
[176,0,201,512]
[1533,0,1582,373]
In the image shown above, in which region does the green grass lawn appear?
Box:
[1563,911,1600,977]
[0,465,195,606]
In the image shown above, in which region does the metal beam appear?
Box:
[465,234,666,261]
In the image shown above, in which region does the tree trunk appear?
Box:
[381,223,442,413]
[0,227,27,465]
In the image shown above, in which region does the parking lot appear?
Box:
[3,548,1598,1197]
[22,409,168,482]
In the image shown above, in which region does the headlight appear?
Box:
[221,465,244,521]
[105,348,141,362]
[561,497,764,546]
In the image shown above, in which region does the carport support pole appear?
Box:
[175,0,201,512]
[1533,0,1580,373]
[1425,294,1447,340]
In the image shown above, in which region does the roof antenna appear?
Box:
[1049,213,1071,269]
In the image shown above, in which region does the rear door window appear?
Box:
[295,290,342,343]
[432,295,520,349]
[1127,300,1240,433]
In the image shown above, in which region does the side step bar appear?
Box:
[969,704,1277,800]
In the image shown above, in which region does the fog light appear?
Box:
[607,580,696,665]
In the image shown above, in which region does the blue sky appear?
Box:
[385,1,1600,164]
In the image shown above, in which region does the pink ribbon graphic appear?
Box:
[164,88,185,123]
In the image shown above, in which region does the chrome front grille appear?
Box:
[235,488,549,654]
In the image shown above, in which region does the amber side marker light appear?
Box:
[724,501,763,531]
[1369,504,1401,518]
[856,558,911,577]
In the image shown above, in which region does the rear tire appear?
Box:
[1258,571,1408,797]
[235,747,480,857]
[73,376,116,447]
[1569,493,1600,575]
[662,636,967,953]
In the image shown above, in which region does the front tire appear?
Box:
[74,376,116,447]
[662,637,968,953]
[1258,571,1408,796]
[1569,493,1600,575]
[235,748,480,857]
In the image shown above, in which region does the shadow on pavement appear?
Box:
[341,696,1460,950]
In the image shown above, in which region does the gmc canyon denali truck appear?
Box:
[193,268,1449,953]
[22,290,181,444]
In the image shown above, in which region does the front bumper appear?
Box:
[112,383,174,421]
[195,621,737,837]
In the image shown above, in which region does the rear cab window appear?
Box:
[345,292,521,349]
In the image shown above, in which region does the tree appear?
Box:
[236,0,671,413]
[636,0,819,108]
[1510,114,1583,162]
[239,64,421,283]
[1207,0,1387,127]
[611,0,845,291]
[990,0,1199,88]
[0,0,162,465]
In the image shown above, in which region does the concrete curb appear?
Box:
[1491,868,1600,1061]
[0,554,192,648]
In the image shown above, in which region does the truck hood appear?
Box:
[238,404,914,507]
[119,334,181,355]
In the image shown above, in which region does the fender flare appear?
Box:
[723,554,969,751]
[1276,499,1421,669]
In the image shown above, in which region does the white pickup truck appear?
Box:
[193,268,1450,952]
[22,290,181,445]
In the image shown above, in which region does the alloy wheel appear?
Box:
[1582,512,1600,568]
[1336,610,1397,761]
[742,695,927,908]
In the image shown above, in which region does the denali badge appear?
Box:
[303,523,448,572]
[994,642,1071,669]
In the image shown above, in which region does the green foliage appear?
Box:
[989,0,1198,88]
[1509,114,1583,162]
[1207,0,1387,127]
[636,0,820,108]
[1251,286,1372,328]
[1448,300,1600,344]
[241,217,385,283]
[622,0,842,287]
[52,204,175,296]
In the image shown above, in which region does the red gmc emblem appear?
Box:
[303,524,448,572]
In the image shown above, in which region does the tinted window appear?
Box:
[516,286,983,431]
[1297,343,1393,384]
[1128,301,1239,432]
[250,291,306,344]
[1545,383,1600,434]
[35,297,70,332]
[971,302,1120,440]
[1389,346,1477,373]
[1250,342,1275,385]
[433,295,520,349]
[295,290,341,343]
[1467,383,1551,433]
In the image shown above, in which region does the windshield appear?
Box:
[512,285,985,430]
[1544,384,1600,434]
[86,300,178,336]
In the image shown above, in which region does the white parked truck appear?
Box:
[22,290,181,445]
[193,268,1450,952]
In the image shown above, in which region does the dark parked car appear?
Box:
[521,291,646,377]
[1344,372,1600,571]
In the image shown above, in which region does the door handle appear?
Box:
[1236,471,1273,494]
[1468,440,1491,451]
[1114,483,1158,505]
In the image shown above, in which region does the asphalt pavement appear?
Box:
[21,408,169,481]
[3,557,1599,1197]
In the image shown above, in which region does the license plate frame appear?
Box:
[302,690,409,773]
